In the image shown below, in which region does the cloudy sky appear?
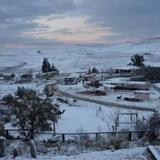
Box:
[0,0,160,48]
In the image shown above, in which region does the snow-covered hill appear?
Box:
[0,37,160,73]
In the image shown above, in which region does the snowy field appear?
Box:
[1,147,146,160]
[56,101,152,133]
[0,38,160,73]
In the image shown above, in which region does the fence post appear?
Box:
[128,131,132,141]
[96,133,98,141]
[5,130,9,139]
[62,134,65,143]
[95,133,101,141]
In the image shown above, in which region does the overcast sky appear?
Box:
[0,0,160,48]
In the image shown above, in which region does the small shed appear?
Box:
[64,74,80,85]
[114,66,139,74]
[134,90,150,100]
[110,81,149,91]
[80,73,96,81]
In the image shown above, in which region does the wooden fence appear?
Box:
[1,129,147,142]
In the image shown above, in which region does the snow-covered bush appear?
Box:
[75,128,92,149]
[2,94,14,104]
[8,140,30,158]
[107,134,127,150]
[16,86,37,99]
[35,141,47,154]
[91,136,109,150]
[135,113,160,143]
[144,113,160,143]
[135,119,148,138]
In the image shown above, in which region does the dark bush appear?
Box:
[138,66,160,82]
[2,94,14,104]
[131,54,144,67]
[16,87,36,99]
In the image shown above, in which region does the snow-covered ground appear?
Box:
[0,38,160,73]
[1,147,146,160]
[54,98,152,133]
[0,81,45,97]
[0,80,154,134]
[0,38,160,158]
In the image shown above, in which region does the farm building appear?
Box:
[64,77,78,85]
[108,81,150,91]
[133,90,150,100]
[80,73,97,81]
[64,73,80,85]
[113,66,139,76]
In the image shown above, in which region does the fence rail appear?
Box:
[1,129,147,142]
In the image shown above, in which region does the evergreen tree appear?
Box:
[131,54,144,67]
[50,62,59,74]
[50,63,56,71]
[41,58,51,73]
[92,67,99,73]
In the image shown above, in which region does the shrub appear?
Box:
[92,67,99,73]
[135,119,148,138]
[135,113,160,143]
[2,94,14,104]
[107,135,124,150]
[21,73,32,79]
[138,66,160,82]
[145,113,160,142]
[16,87,36,99]
[131,54,144,67]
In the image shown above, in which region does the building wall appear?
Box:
[134,92,150,100]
